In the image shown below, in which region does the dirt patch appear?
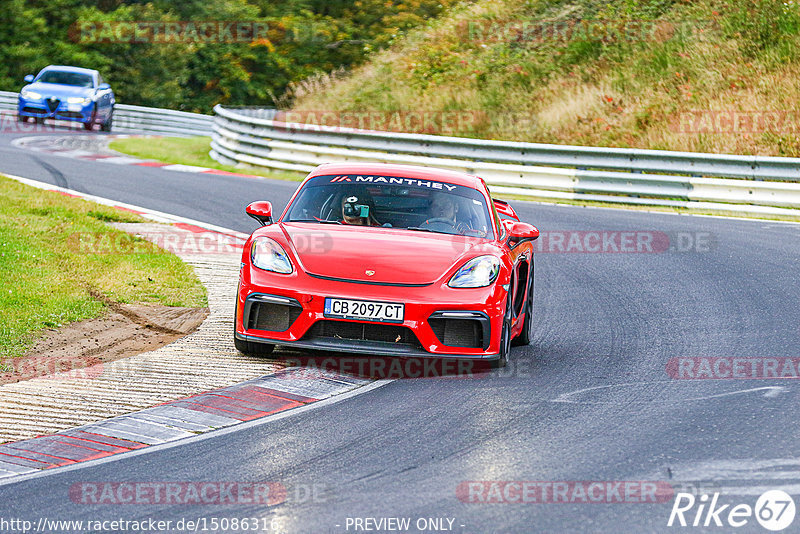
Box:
[0,304,208,385]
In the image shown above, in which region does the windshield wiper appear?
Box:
[290,219,342,225]
[405,226,437,233]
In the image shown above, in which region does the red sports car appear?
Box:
[234,163,539,367]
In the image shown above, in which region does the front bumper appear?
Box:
[18,97,94,123]
[236,266,508,360]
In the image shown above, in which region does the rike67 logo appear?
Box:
[668,490,796,531]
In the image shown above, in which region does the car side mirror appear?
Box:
[24,74,34,83]
[246,201,273,226]
[505,221,539,248]
[98,83,110,90]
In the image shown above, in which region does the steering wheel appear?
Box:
[421,217,458,232]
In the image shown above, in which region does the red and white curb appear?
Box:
[0,172,385,482]
[11,135,266,180]
[0,369,372,480]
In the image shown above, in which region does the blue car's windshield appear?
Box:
[37,71,94,88]
[284,174,495,239]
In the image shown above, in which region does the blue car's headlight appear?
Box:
[20,89,41,100]
[251,237,293,274]
[448,255,501,288]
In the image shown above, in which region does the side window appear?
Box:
[491,198,505,239]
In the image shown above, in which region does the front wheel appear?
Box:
[491,314,511,368]
[100,114,113,132]
[234,335,275,357]
[512,277,534,347]
[84,109,96,131]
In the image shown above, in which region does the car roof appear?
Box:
[307,163,485,190]
[39,65,98,76]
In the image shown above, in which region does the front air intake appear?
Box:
[245,295,302,332]
[428,311,491,350]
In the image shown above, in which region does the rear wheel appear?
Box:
[234,335,275,357]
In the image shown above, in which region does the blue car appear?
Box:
[18,65,115,131]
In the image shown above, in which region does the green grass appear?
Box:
[0,175,207,360]
[109,136,305,181]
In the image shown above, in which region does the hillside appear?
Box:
[291,0,800,156]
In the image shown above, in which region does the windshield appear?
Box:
[37,71,94,88]
[284,174,495,239]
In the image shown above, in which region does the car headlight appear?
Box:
[251,237,293,274]
[20,89,42,100]
[66,97,90,104]
[448,255,500,288]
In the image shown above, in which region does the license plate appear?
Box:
[67,104,83,112]
[324,297,404,323]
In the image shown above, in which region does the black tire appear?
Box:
[35,117,44,124]
[17,115,26,123]
[512,276,534,347]
[234,335,275,356]
[84,108,96,131]
[491,311,511,368]
[101,114,113,132]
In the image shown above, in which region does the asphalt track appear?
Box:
[1,130,800,533]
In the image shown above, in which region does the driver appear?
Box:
[429,192,459,223]
[423,192,475,234]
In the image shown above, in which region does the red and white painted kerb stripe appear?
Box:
[11,135,265,180]
[0,370,369,479]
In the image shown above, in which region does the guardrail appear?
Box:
[0,91,213,136]
[210,104,800,215]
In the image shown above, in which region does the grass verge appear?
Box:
[109,136,305,181]
[0,174,207,360]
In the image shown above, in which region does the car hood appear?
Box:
[24,83,94,99]
[278,223,493,285]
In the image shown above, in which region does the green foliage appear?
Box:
[723,0,800,59]
[0,0,464,111]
